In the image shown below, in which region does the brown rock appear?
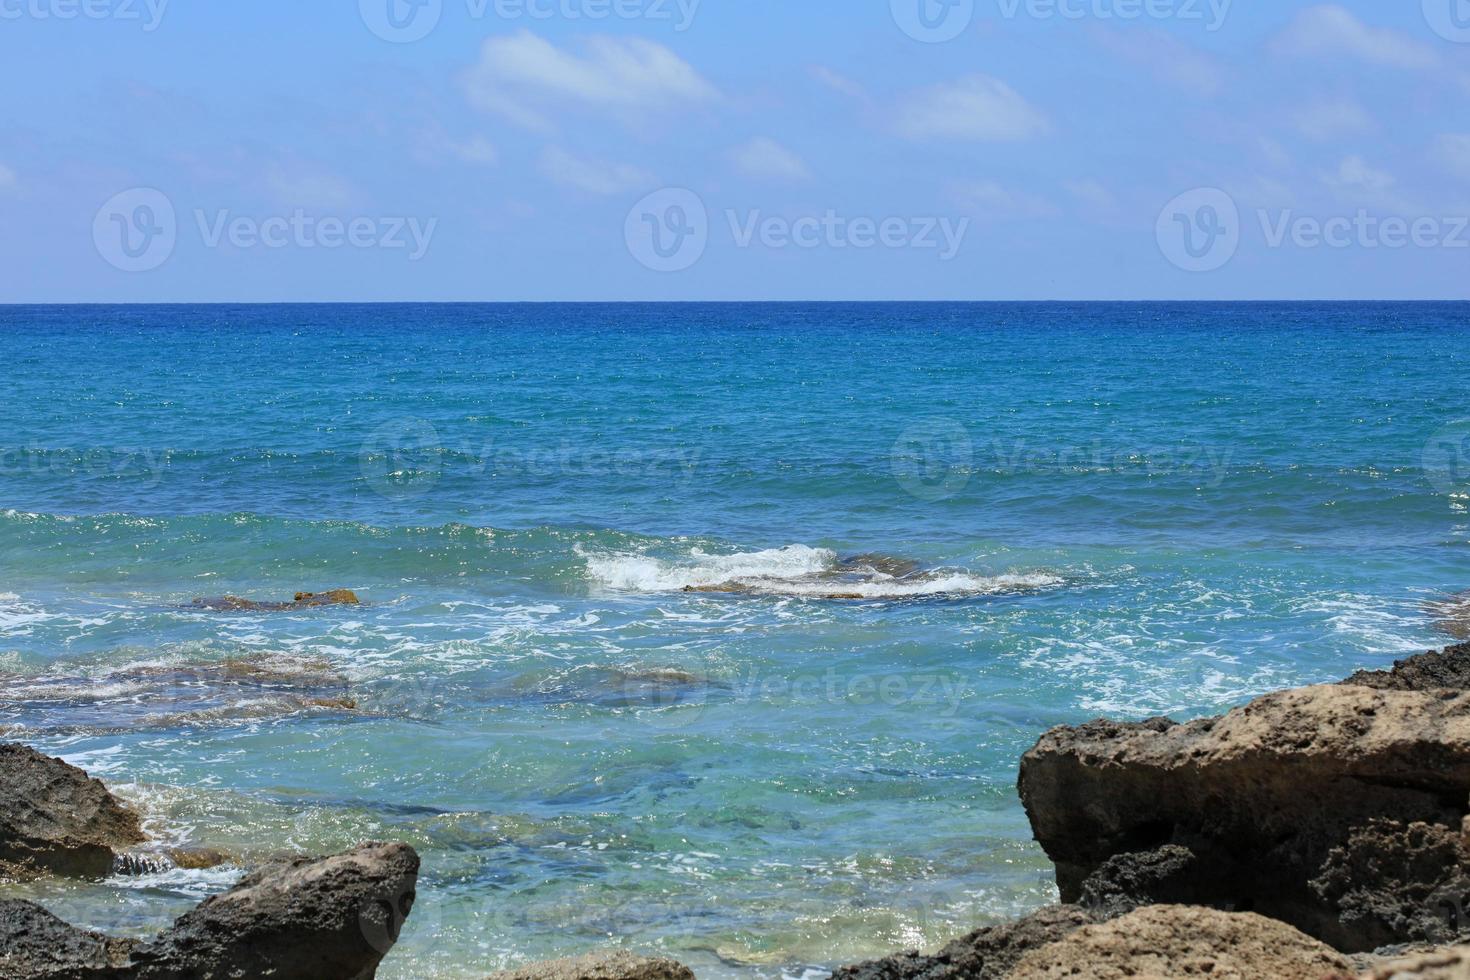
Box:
[486,951,695,980]
[130,841,418,979]
[1008,905,1354,980]
[1018,678,1470,950]
[1357,945,1470,979]
[0,743,146,878]
[0,899,139,979]
[833,905,1095,980]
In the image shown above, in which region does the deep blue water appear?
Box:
[1,302,1468,977]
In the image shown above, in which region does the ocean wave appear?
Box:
[582,545,1063,600]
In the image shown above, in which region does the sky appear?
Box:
[2,0,1469,301]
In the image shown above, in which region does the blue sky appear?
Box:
[2,0,1469,301]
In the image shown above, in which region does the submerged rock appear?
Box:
[833,905,1096,980]
[1018,643,1470,951]
[485,950,695,980]
[0,743,146,879]
[1428,593,1470,641]
[1007,905,1354,980]
[189,589,361,612]
[0,899,139,979]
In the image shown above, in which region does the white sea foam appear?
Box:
[583,545,1062,600]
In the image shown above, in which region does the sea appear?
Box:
[1,302,1467,977]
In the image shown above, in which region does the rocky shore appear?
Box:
[835,640,1470,980]
[2,641,1468,978]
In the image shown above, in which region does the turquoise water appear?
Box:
[2,302,1468,977]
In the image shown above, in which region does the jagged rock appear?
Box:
[189,589,361,612]
[0,900,139,979]
[1018,670,1470,951]
[1311,821,1470,950]
[1356,945,1470,978]
[0,844,417,979]
[1078,845,1200,920]
[130,841,418,979]
[1007,905,1354,979]
[0,743,146,878]
[1344,641,1470,692]
[832,905,1095,980]
[113,847,235,877]
[486,950,695,980]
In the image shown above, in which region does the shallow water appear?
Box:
[1,302,1468,977]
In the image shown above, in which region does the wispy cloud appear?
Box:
[896,75,1048,143]
[0,163,16,191]
[951,180,1057,219]
[1434,134,1470,181]
[1272,5,1439,71]
[730,137,810,182]
[538,146,654,195]
[460,31,718,131]
[1291,97,1374,142]
[809,66,866,100]
[1094,28,1226,98]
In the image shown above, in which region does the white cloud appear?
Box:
[538,146,653,195]
[461,31,717,131]
[730,137,810,182]
[1292,98,1374,142]
[1434,134,1470,181]
[1323,155,1395,193]
[263,162,356,210]
[450,136,499,166]
[951,180,1057,219]
[1094,28,1225,98]
[1063,178,1118,213]
[0,163,15,190]
[1272,5,1438,71]
[1320,155,1405,208]
[414,129,499,168]
[810,66,866,100]
[897,75,1048,143]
